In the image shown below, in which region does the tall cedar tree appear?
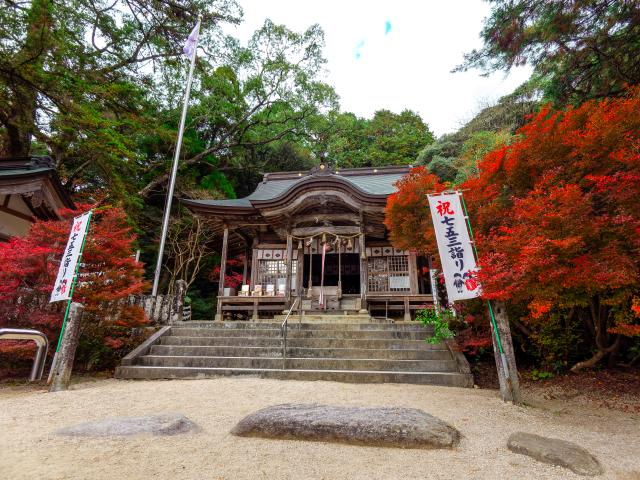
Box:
[463,88,640,370]
[0,206,147,365]
[456,0,640,104]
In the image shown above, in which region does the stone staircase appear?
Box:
[115,319,473,387]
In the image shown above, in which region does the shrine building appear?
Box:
[184,164,437,321]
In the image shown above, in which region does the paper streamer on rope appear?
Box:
[319,243,328,308]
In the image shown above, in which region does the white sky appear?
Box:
[225,0,533,136]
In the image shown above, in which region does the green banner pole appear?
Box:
[458,193,509,373]
[48,211,93,384]
[54,210,93,352]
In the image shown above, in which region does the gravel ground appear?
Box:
[0,377,638,480]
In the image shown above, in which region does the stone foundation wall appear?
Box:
[129,280,186,325]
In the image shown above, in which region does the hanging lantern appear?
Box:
[297,240,303,250]
[322,233,327,244]
[347,238,353,250]
[334,235,340,245]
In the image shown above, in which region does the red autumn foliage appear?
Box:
[0,205,148,370]
[385,88,640,370]
[462,88,640,368]
[384,166,445,254]
[210,256,246,288]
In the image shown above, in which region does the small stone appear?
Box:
[54,413,199,437]
[507,432,604,476]
[231,403,460,449]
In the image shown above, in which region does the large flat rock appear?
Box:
[231,403,460,449]
[507,432,604,476]
[54,413,199,437]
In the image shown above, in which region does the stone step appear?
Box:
[138,355,458,372]
[148,345,452,360]
[170,327,431,340]
[159,336,442,350]
[114,365,473,387]
[272,315,375,323]
[176,321,430,331]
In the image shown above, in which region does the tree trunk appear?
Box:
[489,301,521,404]
[570,302,620,372]
[571,333,621,372]
[49,303,84,392]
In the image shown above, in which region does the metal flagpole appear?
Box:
[152,17,201,297]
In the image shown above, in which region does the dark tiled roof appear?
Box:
[0,156,55,177]
[185,166,410,209]
[0,156,75,209]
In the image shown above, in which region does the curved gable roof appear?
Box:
[183,165,410,213]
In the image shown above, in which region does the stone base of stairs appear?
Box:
[115,320,473,388]
[115,366,472,387]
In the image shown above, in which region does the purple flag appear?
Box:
[183,22,199,58]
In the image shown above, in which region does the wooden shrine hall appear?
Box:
[183,164,437,320]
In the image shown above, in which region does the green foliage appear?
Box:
[200,172,236,199]
[362,109,435,167]
[187,288,215,320]
[416,85,535,185]
[527,312,585,372]
[416,308,455,345]
[426,156,459,183]
[529,369,555,381]
[0,0,242,204]
[457,0,640,105]
[319,109,434,168]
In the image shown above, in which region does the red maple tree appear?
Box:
[384,166,445,254]
[0,206,148,370]
[384,89,640,370]
[463,88,640,370]
[210,256,246,289]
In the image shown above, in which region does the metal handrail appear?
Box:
[281,297,299,370]
[0,328,49,381]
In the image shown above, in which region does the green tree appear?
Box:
[455,130,512,182]
[138,20,339,198]
[364,109,434,167]
[0,0,241,168]
[456,0,640,104]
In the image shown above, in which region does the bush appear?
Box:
[416,308,455,344]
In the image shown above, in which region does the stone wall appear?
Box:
[129,280,187,325]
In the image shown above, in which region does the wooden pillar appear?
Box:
[242,246,249,285]
[295,246,303,298]
[490,300,521,404]
[250,237,259,288]
[284,233,293,304]
[359,233,367,312]
[408,251,418,294]
[49,303,84,392]
[403,298,411,322]
[216,225,229,320]
[252,298,259,321]
[428,255,440,311]
[307,239,313,298]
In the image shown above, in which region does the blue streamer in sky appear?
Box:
[354,39,365,59]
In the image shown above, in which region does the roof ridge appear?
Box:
[262,165,412,182]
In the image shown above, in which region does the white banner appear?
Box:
[428,192,481,302]
[50,211,92,303]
